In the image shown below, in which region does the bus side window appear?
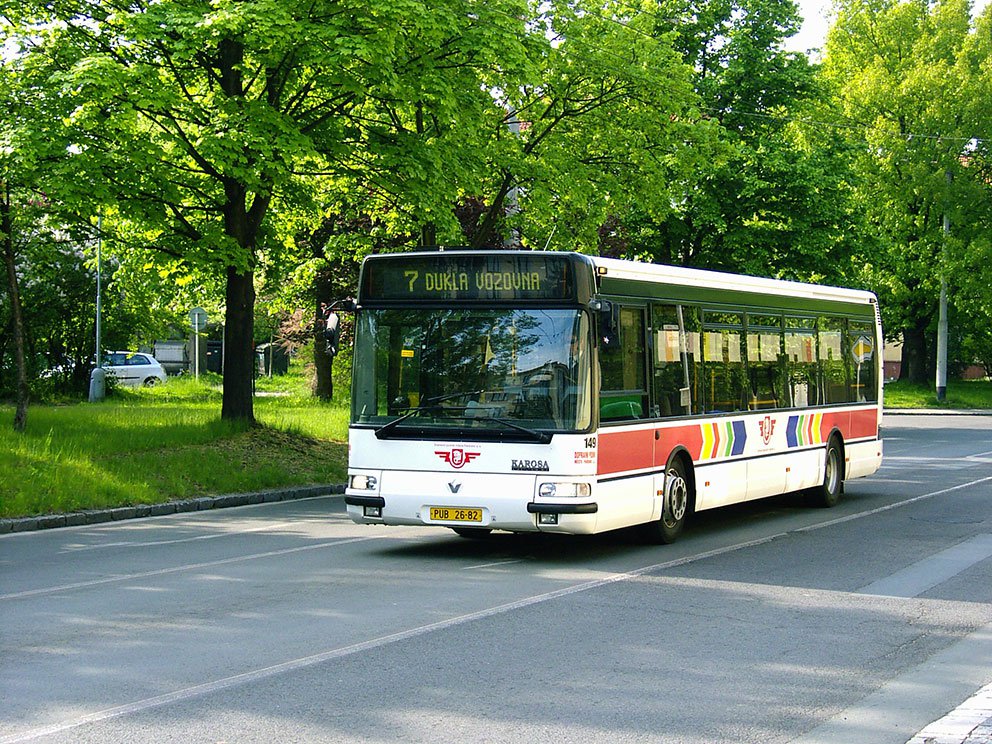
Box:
[745,313,783,410]
[652,304,696,417]
[785,316,819,407]
[600,306,648,421]
[848,320,878,402]
[701,311,747,413]
[819,317,848,404]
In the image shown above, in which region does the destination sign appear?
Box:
[361,253,579,302]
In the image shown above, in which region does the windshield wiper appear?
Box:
[478,415,553,444]
[374,390,482,440]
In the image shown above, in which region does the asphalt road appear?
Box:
[2,412,991,743]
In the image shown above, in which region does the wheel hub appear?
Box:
[664,474,687,527]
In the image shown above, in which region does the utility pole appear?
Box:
[936,170,951,402]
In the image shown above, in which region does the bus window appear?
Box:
[819,317,848,403]
[701,311,746,413]
[353,308,592,432]
[786,317,819,407]
[600,306,648,421]
[745,313,783,410]
[848,320,878,402]
[652,304,695,417]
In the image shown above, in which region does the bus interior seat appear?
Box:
[600,399,643,421]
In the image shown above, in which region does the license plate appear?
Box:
[429,506,483,523]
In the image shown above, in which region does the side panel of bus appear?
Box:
[596,404,881,517]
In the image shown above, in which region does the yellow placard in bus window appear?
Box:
[657,330,681,363]
[401,349,415,358]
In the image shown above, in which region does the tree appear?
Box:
[488,0,700,253]
[823,0,985,383]
[1,42,68,428]
[0,183,29,430]
[597,0,861,282]
[15,0,533,422]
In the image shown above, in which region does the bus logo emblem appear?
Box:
[448,480,462,493]
[759,416,776,445]
[436,448,481,469]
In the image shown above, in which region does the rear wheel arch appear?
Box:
[810,431,845,508]
[826,428,846,482]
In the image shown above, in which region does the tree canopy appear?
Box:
[2,0,991,414]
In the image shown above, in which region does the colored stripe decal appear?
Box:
[786,413,823,448]
[698,419,748,460]
[731,420,747,456]
[787,416,799,448]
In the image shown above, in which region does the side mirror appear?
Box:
[591,300,618,350]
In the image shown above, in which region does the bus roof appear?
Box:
[588,254,878,308]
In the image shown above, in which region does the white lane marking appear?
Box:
[5,475,992,741]
[795,476,992,535]
[58,521,299,553]
[0,536,383,601]
[0,532,786,744]
[857,534,992,598]
[885,455,992,464]
[462,559,526,570]
[0,494,342,541]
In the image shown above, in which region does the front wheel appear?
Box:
[809,437,843,508]
[645,457,691,544]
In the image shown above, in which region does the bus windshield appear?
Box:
[352,308,592,435]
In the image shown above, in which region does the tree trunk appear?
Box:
[470,175,514,250]
[420,223,437,248]
[313,269,334,401]
[1,182,29,432]
[899,321,931,384]
[217,36,258,424]
[221,265,256,423]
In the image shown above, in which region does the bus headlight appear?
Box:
[350,474,378,491]
[538,482,591,498]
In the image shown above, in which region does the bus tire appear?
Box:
[810,437,844,508]
[451,527,493,539]
[646,456,691,544]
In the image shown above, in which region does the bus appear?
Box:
[345,250,882,543]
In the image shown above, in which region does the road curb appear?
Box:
[0,483,346,535]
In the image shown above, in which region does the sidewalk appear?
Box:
[907,681,992,744]
[0,483,345,535]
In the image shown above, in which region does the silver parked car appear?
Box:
[103,352,168,387]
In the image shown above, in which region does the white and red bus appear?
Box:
[345,250,882,542]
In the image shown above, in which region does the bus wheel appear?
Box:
[810,437,843,508]
[647,457,691,544]
[451,527,493,539]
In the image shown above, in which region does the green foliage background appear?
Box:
[2,0,991,408]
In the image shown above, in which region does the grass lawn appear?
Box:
[883,378,992,409]
[0,373,349,519]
